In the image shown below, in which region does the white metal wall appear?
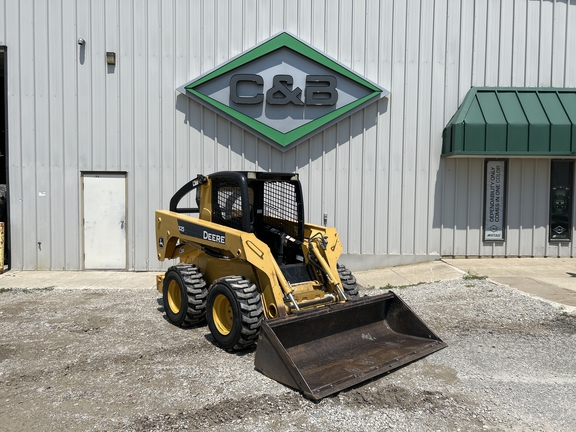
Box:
[441,158,576,258]
[1,0,575,270]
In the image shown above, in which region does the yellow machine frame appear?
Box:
[156,212,344,319]
[154,171,446,401]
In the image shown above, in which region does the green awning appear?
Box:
[442,87,576,157]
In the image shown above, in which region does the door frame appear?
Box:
[1,47,10,270]
[81,171,128,270]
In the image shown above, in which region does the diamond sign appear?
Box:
[178,32,388,151]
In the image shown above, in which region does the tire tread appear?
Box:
[166,264,208,326]
[337,263,359,297]
[211,276,263,350]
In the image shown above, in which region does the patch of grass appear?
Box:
[462,271,488,281]
[0,286,55,294]
[380,281,428,290]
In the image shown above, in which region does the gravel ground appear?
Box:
[0,277,575,431]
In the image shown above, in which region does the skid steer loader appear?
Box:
[155,171,446,400]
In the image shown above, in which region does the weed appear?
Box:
[380,281,428,290]
[463,271,488,281]
[0,286,55,294]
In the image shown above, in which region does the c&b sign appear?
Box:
[179,32,388,151]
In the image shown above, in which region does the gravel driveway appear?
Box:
[0,277,574,431]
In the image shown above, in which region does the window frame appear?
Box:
[549,160,574,242]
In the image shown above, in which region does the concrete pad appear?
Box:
[444,257,576,307]
[0,271,59,289]
[0,271,157,290]
[354,260,463,288]
[444,257,576,282]
[86,272,157,289]
[354,267,411,288]
[492,277,576,307]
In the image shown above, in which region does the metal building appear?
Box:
[1,0,575,271]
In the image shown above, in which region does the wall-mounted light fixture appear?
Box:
[106,52,116,65]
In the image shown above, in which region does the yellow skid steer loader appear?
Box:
[155,171,445,400]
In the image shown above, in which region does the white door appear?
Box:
[83,173,127,269]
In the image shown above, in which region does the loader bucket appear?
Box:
[254,291,446,400]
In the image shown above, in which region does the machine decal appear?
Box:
[177,219,226,245]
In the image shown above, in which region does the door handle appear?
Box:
[120,220,125,229]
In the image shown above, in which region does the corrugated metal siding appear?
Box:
[441,158,576,258]
[1,0,576,270]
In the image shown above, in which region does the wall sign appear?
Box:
[178,32,388,151]
[484,160,506,241]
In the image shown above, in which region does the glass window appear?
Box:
[549,160,573,241]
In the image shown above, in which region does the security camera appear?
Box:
[77,38,85,46]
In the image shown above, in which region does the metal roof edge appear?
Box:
[445,87,480,127]
[442,87,576,158]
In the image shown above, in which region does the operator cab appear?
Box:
[169,171,312,282]
[208,172,305,266]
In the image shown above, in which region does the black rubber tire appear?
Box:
[206,276,263,351]
[162,264,208,326]
[337,263,359,297]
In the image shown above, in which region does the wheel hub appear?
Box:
[167,280,182,314]
[213,294,233,335]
